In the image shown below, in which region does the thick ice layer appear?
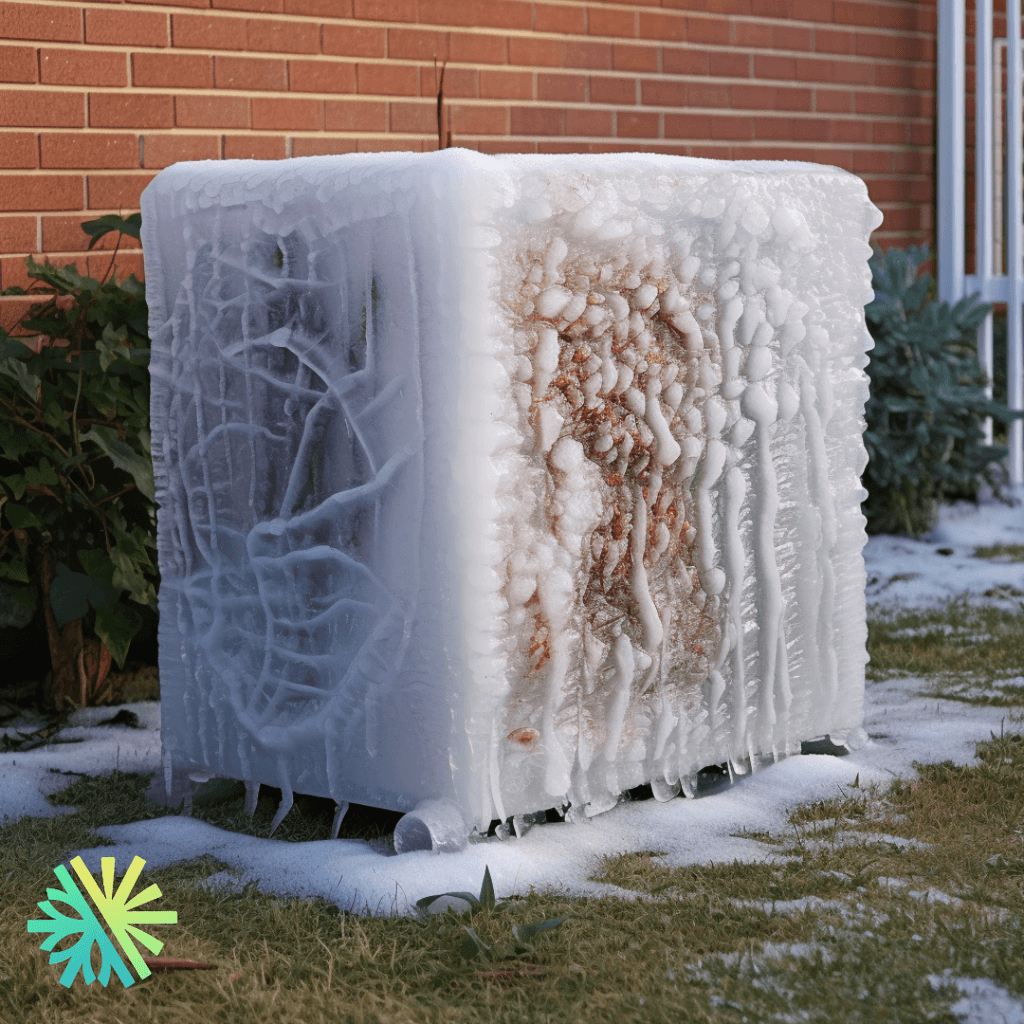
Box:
[143,150,882,830]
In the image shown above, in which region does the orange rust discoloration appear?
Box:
[507,727,539,746]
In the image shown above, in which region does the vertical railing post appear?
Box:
[1011,0,1024,486]
[938,1,965,313]
[976,0,995,445]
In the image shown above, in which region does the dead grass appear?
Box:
[2,601,1023,1022]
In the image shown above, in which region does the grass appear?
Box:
[972,543,1024,563]
[1,600,1023,1022]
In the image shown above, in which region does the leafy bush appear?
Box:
[863,243,1023,537]
[0,214,156,710]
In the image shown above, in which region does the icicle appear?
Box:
[244,779,260,818]
[330,800,350,840]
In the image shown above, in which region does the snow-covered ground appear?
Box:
[1,493,1022,923]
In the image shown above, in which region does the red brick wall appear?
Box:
[1,0,937,323]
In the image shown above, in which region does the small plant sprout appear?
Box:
[414,865,568,964]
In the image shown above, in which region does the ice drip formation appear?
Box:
[143,150,883,848]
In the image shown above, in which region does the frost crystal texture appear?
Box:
[143,151,883,831]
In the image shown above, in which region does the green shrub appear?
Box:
[0,214,156,710]
[863,243,1023,537]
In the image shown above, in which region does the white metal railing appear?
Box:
[938,0,1024,489]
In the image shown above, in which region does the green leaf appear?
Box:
[4,503,41,530]
[479,865,495,913]
[94,601,142,669]
[511,916,567,953]
[80,426,154,502]
[4,474,26,500]
[0,560,31,584]
[48,561,119,629]
[81,213,141,249]
[459,927,491,962]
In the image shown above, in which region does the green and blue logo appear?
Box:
[27,854,177,988]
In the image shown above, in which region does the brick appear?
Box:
[357,62,417,95]
[85,9,168,47]
[217,55,287,90]
[588,6,634,39]
[213,0,282,12]
[815,27,855,55]
[324,97,386,131]
[131,0,208,9]
[176,95,250,128]
[389,100,434,134]
[449,103,506,135]
[709,113,752,140]
[638,12,686,43]
[0,174,81,211]
[172,13,246,50]
[563,40,612,71]
[567,108,611,136]
[449,31,506,64]
[478,138,535,154]
[794,55,873,86]
[664,111,713,140]
[479,68,531,100]
[247,18,319,54]
[663,48,708,76]
[732,84,811,113]
[733,20,773,48]
[590,75,635,106]
[612,43,658,73]
[42,213,117,252]
[685,80,731,109]
[875,61,932,92]
[856,29,929,63]
[772,23,813,51]
[40,132,137,169]
[686,15,730,46]
[142,133,219,168]
[869,119,902,146]
[616,110,658,137]
[284,0,352,16]
[533,3,585,34]
[252,96,323,130]
[387,27,447,61]
[223,134,286,159]
[39,48,124,87]
[754,54,797,81]
[510,105,563,135]
[537,72,586,103]
[357,137,425,152]
[830,118,871,145]
[0,214,36,251]
[0,90,84,127]
[0,2,81,43]
[641,79,687,108]
[753,116,830,143]
[134,52,213,88]
[291,136,360,156]
[0,132,38,167]
[289,58,354,93]
[419,66,477,100]
[90,93,174,128]
[814,87,853,114]
[707,50,749,78]
[354,0,415,20]
[323,23,385,58]
[1,44,38,82]
[418,0,531,30]
[509,36,561,67]
[87,172,154,209]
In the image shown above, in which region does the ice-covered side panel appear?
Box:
[481,160,881,820]
[144,151,881,833]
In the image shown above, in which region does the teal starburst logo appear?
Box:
[27,854,178,988]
